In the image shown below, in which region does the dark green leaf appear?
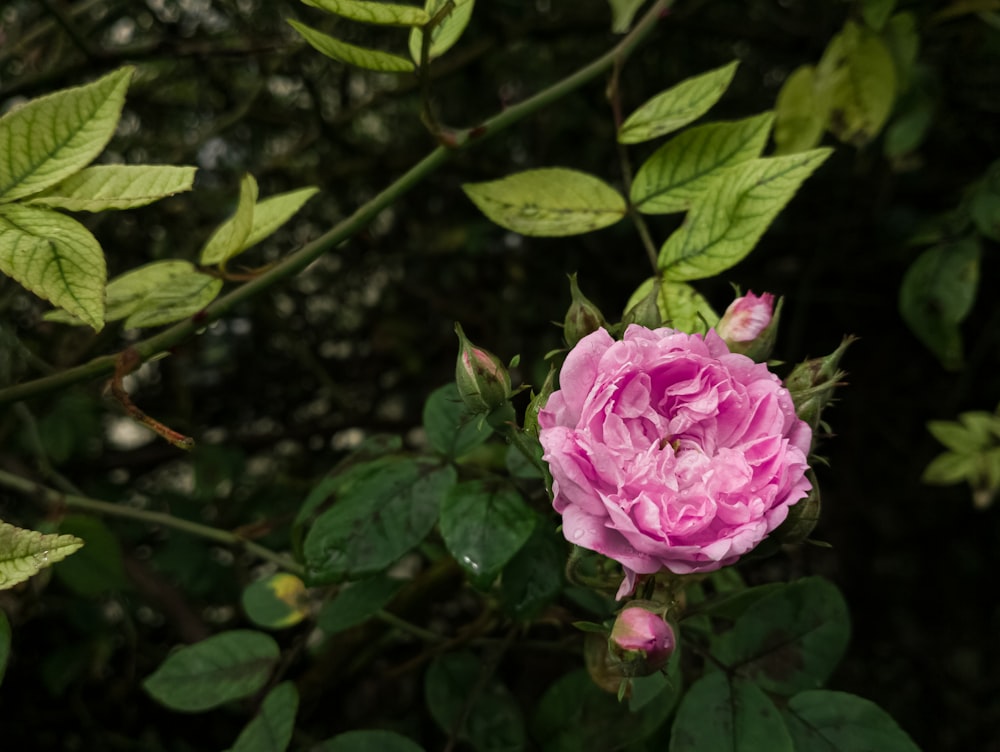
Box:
[422,383,493,459]
[316,730,426,752]
[230,682,299,752]
[241,574,309,629]
[531,668,672,751]
[439,480,536,579]
[303,456,456,584]
[670,672,792,752]
[712,577,850,695]
[426,651,526,752]
[899,238,980,371]
[318,575,404,634]
[0,609,9,686]
[142,630,279,712]
[783,690,920,751]
[690,583,786,622]
[499,526,564,621]
[54,515,128,596]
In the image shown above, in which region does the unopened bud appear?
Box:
[717,291,781,361]
[564,273,606,347]
[621,278,662,330]
[786,336,855,431]
[607,602,675,677]
[454,323,511,416]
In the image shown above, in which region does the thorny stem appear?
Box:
[0,468,305,576]
[109,347,195,450]
[0,0,675,409]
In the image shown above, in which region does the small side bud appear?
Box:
[454,323,512,416]
[621,278,662,330]
[607,602,675,677]
[717,291,781,361]
[786,336,855,431]
[564,273,606,347]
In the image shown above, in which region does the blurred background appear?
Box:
[0,0,998,749]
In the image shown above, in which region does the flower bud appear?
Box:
[786,336,855,432]
[621,278,662,330]
[454,323,512,416]
[564,274,606,347]
[607,603,675,677]
[717,291,780,361]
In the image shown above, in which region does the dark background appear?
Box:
[1,1,998,749]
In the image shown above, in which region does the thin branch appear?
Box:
[0,0,675,409]
[0,468,304,576]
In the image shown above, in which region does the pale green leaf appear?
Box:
[0,67,133,202]
[618,60,739,144]
[624,278,719,334]
[631,112,774,214]
[289,19,416,72]
[608,0,647,33]
[230,682,299,752]
[23,165,196,212]
[303,0,429,26]
[774,65,830,155]
[408,0,475,62]
[0,203,106,330]
[124,266,223,329]
[659,149,832,280]
[815,21,897,147]
[463,168,626,237]
[927,420,989,453]
[243,186,320,250]
[922,452,974,485]
[0,519,84,591]
[200,174,259,266]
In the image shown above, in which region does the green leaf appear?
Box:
[774,65,831,155]
[242,574,310,629]
[608,0,647,33]
[631,113,774,214]
[243,186,320,250]
[815,21,897,147]
[303,456,456,584]
[670,672,793,752]
[712,577,850,695]
[422,383,493,460]
[463,168,626,237]
[927,419,989,453]
[440,480,536,579]
[303,0,429,25]
[289,19,416,72]
[899,238,980,371]
[783,690,921,752]
[861,0,897,30]
[230,682,299,752]
[624,278,718,334]
[316,730,426,752]
[0,609,8,686]
[618,60,739,144]
[691,582,786,621]
[883,73,936,160]
[921,451,975,485]
[426,651,526,752]
[0,519,84,591]
[499,526,564,621]
[882,12,920,88]
[0,203,106,330]
[531,668,673,751]
[54,515,128,596]
[142,630,279,712]
[0,67,132,202]
[658,149,832,281]
[318,574,403,634]
[23,165,196,212]
[200,174,259,266]
[408,0,475,62]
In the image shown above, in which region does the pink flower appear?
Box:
[609,605,675,674]
[538,325,811,598]
[717,291,774,344]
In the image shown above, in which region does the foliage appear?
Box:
[0,1,997,750]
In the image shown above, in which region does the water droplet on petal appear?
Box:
[572,529,585,541]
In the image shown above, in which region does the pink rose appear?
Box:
[538,325,812,598]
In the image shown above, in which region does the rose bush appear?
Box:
[539,325,812,597]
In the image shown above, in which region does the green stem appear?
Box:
[375,609,446,643]
[0,0,673,408]
[0,468,305,576]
